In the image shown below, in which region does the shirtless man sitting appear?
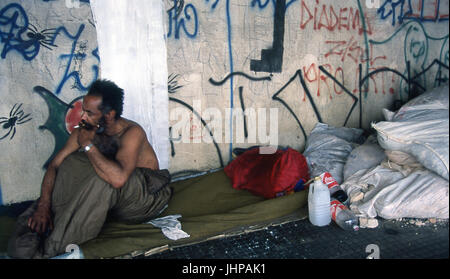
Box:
[8,79,172,258]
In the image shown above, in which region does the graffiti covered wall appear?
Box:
[165,0,449,175]
[0,0,99,204]
[0,0,448,204]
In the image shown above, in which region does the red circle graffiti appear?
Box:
[65,98,83,134]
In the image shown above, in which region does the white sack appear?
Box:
[341,164,449,219]
[343,135,386,182]
[372,84,449,181]
[303,122,364,184]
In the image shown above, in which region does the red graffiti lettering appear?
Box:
[334,67,344,95]
[354,66,396,95]
[301,63,400,100]
[303,63,333,100]
[303,63,319,99]
[299,0,373,35]
[325,40,386,66]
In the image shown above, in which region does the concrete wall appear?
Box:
[0,0,448,204]
[165,0,449,176]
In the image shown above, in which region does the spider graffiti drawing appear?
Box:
[25,23,58,51]
[168,73,183,94]
[0,103,32,140]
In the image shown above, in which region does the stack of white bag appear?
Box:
[341,85,449,219]
[342,134,386,182]
[303,122,364,184]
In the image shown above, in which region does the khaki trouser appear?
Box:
[8,152,172,259]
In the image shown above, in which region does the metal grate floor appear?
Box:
[143,217,449,259]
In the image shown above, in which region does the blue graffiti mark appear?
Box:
[225,0,234,162]
[377,0,409,26]
[0,180,3,206]
[357,0,371,98]
[251,0,273,9]
[167,1,198,39]
[378,0,449,26]
[0,3,42,60]
[73,49,86,61]
[251,0,297,10]
[92,47,99,60]
[42,0,90,3]
[1,3,99,94]
[205,0,219,10]
[53,24,99,94]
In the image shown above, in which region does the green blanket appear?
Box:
[81,170,308,258]
[0,216,16,255]
[1,170,308,259]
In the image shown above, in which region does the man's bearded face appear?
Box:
[80,95,104,130]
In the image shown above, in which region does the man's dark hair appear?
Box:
[87,79,124,119]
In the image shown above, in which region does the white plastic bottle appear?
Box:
[330,198,359,231]
[308,177,331,226]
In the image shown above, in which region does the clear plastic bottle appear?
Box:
[308,177,331,226]
[330,198,359,231]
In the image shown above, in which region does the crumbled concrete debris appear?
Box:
[415,220,425,227]
[368,218,379,228]
[359,217,379,228]
[388,217,449,231]
[349,203,360,214]
[400,218,448,227]
[349,191,364,203]
[359,217,367,227]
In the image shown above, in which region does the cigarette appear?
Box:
[73,125,80,128]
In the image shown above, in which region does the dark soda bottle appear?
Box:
[319,172,349,204]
